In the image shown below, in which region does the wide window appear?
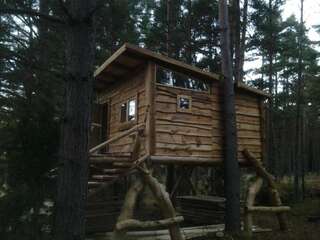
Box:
[120,98,136,122]
[156,66,210,92]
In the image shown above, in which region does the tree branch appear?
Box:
[0,8,65,24]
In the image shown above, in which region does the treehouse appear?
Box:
[90,43,269,165]
[87,44,290,237]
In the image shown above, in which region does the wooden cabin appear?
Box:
[86,44,289,236]
[91,43,269,166]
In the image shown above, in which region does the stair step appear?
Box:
[112,162,133,168]
[88,181,103,188]
[90,157,132,164]
[102,168,126,174]
[90,152,131,158]
[91,175,119,181]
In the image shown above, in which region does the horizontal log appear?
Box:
[90,156,132,163]
[102,168,126,174]
[91,175,119,181]
[246,206,291,213]
[112,162,133,168]
[88,181,103,187]
[156,129,212,138]
[115,216,184,231]
[156,121,214,131]
[156,143,213,151]
[90,152,131,157]
[150,156,221,165]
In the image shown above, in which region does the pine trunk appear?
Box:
[218,0,241,234]
[294,0,304,201]
[54,1,96,240]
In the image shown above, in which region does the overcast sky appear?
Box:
[283,0,320,41]
[244,0,320,82]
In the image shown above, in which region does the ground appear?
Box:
[251,198,320,240]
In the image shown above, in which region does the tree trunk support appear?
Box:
[113,133,184,240]
[243,149,290,236]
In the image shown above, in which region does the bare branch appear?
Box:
[0,8,65,24]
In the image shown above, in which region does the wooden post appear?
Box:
[244,177,263,237]
[142,170,185,240]
[243,149,289,231]
[259,99,267,163]
[113,180,144,240]
[145,62,156,156]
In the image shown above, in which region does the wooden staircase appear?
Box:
[86,123,146,233]
[88,152,133,193]
[87,121,146,198]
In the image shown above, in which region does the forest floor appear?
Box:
[251,197,320,240]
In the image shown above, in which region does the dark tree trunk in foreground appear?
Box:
[219,0,241,234]
[54,1,96,240]
[231,0,241,84]
[238,0,248,83]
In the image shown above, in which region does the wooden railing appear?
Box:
[89,122,145,154]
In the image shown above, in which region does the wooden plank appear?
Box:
[156,143,213,152]
[89,123,145,153]
[259,99,266,163]
[156,132,213,144]
[150,156,222,165]
[94,44,127,77]
[125,43,220,81]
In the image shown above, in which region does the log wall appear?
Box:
[154,84,221,159]
[235,91,262,161]
[96,69,147,154]
[95,66,263,163]
[153,83,263,162]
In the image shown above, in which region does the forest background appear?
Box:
[0,0,320,239]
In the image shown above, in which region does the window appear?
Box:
[156,66,210,92]
[128,99,136,121]
[120,98,136,122]
[120,102,127,122]
[177,95,192,112]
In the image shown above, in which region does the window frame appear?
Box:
[177,95,192,113]
[156,66,212,93]
[119,97,137,124]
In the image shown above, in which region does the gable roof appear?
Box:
[94,43,269,98]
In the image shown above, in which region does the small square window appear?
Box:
[177,95,192,112]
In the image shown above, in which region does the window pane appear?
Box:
[128,99,136,121]
[156,66,210,92]
[120,102,127,122]
[178,96,190,109]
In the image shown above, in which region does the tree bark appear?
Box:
[54,1,96,240]
[218,0,241,234]
[294,0,304,202]
[232,0,241,84]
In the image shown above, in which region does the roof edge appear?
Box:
[236,82,270,98]
[94,43,270,98]
[94,44,127,78]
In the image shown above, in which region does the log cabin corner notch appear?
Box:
[91,43,269,166]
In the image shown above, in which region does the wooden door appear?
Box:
[89,102,109,149]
